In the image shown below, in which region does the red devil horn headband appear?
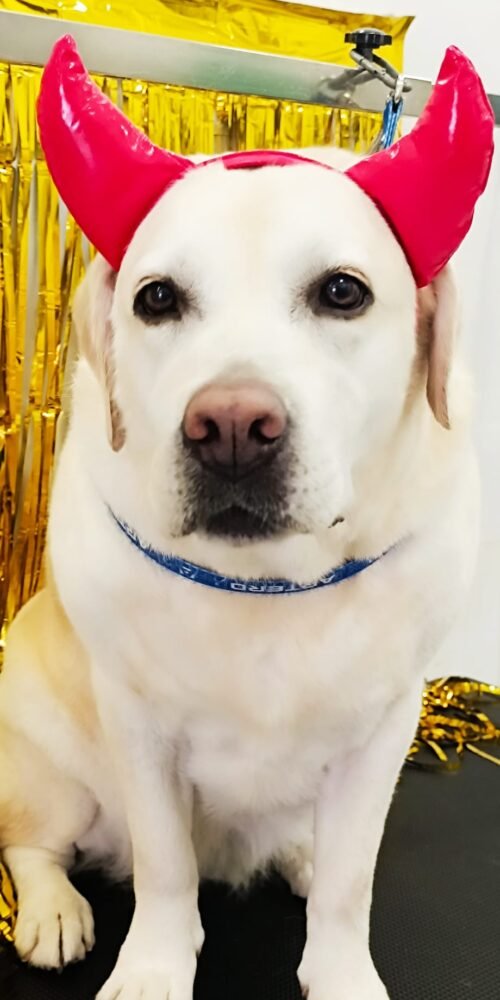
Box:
[37,36,494,285]
[37,35,193,270]
[347,46,494,285]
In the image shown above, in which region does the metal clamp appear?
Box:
[319,27,411,113]
[346,28,412,95]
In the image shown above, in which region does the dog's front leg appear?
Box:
[298,683,423,1000]
[94,672,202,1000]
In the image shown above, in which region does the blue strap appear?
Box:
[109,509,392,596]
[379,95,404,150]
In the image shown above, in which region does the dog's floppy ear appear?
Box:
[72,255,126,451]
[416,266,458,429]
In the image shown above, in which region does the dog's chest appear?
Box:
[106,560,423,811]
[183,710,348,815]
[129,571,411,703]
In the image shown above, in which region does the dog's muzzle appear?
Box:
[180,380,293,540]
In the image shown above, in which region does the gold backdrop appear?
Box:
[0,3,411,654]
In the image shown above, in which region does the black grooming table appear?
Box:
[2,749,500,1000]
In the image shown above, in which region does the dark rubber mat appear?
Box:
[2,746,500,999]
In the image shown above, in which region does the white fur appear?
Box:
[0,148,479,1000]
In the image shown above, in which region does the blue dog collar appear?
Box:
[110,509,392,596]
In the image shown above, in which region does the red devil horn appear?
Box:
[346,47,494,287]
[37,36,193,269]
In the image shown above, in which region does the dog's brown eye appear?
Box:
[134,280,179,322]
[318,272,372,316]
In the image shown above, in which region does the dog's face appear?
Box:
[76,160,444,547]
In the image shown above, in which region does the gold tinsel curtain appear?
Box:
[0,2,411,654]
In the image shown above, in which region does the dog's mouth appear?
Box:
[178,444,294,541]
[203,504,287,540]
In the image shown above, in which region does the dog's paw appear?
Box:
[96,958,197,1000]
[14,877,95,969]
[298,935,389,1000]
[298,961,389,1000]
[97,896,203,1000]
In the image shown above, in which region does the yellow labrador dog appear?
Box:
[0,39,493,1000]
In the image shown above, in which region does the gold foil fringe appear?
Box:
[0,861,15,944]
[408,677,500,770]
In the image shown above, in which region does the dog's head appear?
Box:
[73,158,457,546]
[42,38,492,560]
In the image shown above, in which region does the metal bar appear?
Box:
[0,9,498,125]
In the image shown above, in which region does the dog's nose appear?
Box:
[183,381,288,478]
